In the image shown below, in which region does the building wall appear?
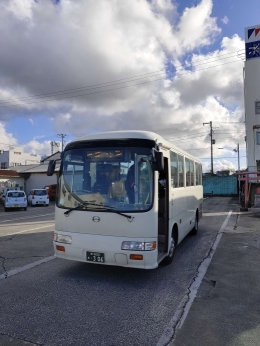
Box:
[244,58,260,171]
[25,173,58,194]
[0,177,25,193]
[0,152,9,168]
[0,146,41,168]
[203,176,238,195]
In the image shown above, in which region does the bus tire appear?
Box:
[163,227,178,265]
[190,211,198,236]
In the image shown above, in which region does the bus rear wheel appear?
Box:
[163,228,177,265]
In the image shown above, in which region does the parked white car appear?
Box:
[1,187,19,205]
[4,190,27,212]
[27,189,49,207]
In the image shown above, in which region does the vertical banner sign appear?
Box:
[245,25,260,60]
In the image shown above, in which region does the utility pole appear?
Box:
[50,141,60,154]
[57,134,67,152]
[234,143,241,205]
[203,121,214,175]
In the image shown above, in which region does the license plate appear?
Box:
[14,204,18,207]
[87,251,105,263]
[39,201,43,204]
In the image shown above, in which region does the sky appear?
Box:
[0,0,258,172]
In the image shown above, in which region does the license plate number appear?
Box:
[87,252,105,263]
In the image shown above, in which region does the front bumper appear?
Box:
[53,232,158,269]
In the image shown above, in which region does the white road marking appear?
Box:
[0,256,55,280]
[2,224,55,237]
[156,210,233,346]
[0,212,54,223]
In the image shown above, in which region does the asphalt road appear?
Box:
[0,197,239,346]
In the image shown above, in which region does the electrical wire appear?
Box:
[0,54,244,108]
[0,49,244,107]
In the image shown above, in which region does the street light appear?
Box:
[233,144,241,205]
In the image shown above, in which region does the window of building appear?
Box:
[14,152,21,155]
[256,101,260,115]
[257,160,260,171]
[256,132,260,145]
[1,162,7,169]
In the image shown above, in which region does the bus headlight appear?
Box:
[53,233,72,244]
[121,241,156,251]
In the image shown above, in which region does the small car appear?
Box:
[1,187,19,205]
[4,190,27,212]
[27,189,49,207]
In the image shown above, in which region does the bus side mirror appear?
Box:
[47,160,56,176]
[154,151,164,172]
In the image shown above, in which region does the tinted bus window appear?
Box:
[195,162,200,185]
[170,151,178,188]
[178,155,184,187]
[190,160,194,186]
[185,158,190,187]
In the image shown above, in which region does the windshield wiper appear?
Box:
[64,202,91,216]
[64,201,133,220]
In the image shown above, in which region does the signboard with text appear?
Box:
[245,25,260,60]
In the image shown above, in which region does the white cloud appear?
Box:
[221,16,229,25]
[0,123,17,150]
[0,0,246,170]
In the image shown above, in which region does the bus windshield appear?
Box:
[58,146,154,212]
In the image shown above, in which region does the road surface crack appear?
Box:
[0,332,43,345]
[0,255,7,278]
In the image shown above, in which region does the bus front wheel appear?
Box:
[163,228,178,265]
[190,212,198,236]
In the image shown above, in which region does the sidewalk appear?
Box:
[172,209,260,346]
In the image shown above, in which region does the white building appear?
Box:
[244,24,260,171]
[0,146,41,169]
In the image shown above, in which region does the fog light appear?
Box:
[130,254,143,260]
[56,245,65,252]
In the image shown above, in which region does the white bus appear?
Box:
[48,131,203,269]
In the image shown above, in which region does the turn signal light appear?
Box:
[130,254,143,260]
[56,245,65,252]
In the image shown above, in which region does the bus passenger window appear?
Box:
[190,161,194,186]
[185,158,190,187]
[170,151,178,188]
[178,155,184,187]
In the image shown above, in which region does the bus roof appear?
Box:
[72,130,201,163]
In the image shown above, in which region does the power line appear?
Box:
[0,58,244,108]
[0,49,243,107]
[200,156,246,159]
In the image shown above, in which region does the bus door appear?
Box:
[158,157,169,257]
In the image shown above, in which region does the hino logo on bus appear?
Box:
[92,216,100,222]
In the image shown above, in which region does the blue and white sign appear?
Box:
[245,25,260,59]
